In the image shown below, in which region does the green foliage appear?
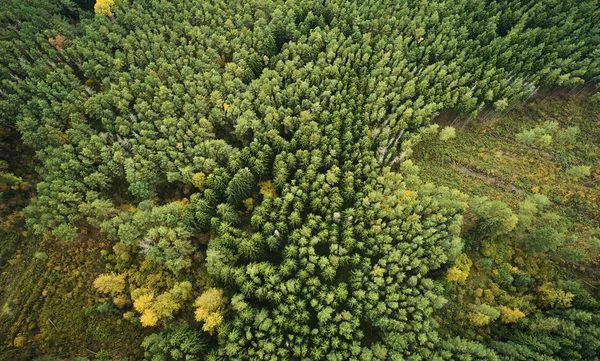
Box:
[34,251,48,261]
[515,122,559,147]
[469,197,518,239]
[94,351,113,361]
[84,302,118,317]
[225,168,255,205]
[207,162,466,359]
[0,171,22,191]
[439,127,457,141]
[555,126,580,146]
[440,337,500,360]
[142,325,208,361]
[467,304,501,327]
[565,165,591,180]
[1,0,599,360]
[494,98,509,112]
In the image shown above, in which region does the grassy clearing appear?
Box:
[416,93,600,342]
[414,93,600,262]
[0,213,146,360]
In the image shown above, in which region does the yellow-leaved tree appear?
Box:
[131,281,193,327]
[499,306,526,323]
[194,288,227,334]
[94,0,114,16]
[93,273,125,296]
[538,284,574,309]
[466,304,500,327]
[446,253,472,283]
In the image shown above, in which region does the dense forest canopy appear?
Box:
[0,0,599,360]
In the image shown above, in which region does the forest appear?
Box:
[0,0,599,360]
